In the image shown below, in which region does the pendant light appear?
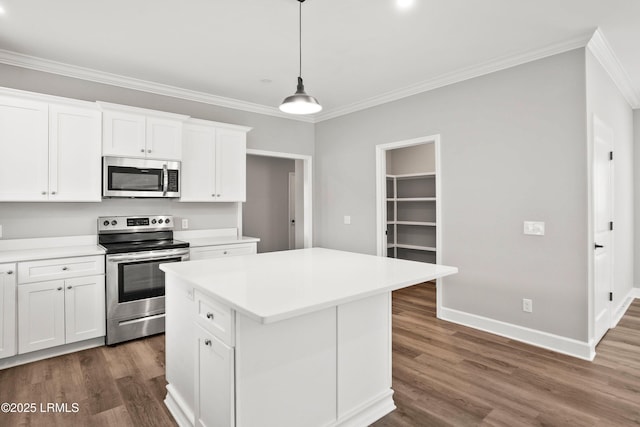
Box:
[279,0,322,115]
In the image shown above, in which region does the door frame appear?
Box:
[375,134,442,309]
[246,149,313,248]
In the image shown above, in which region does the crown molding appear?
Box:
[314,33,593,122]
[0,49,316,123]
[587,28,640,109]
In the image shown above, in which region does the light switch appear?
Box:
[524,221,545,236]
[344,216,351,225]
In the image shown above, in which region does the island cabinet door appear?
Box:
[195,325,234,427]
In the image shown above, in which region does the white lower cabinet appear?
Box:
[0,264,17,359]
[18,275,105,354]
[195,325,234,427]
[190,242,257,261]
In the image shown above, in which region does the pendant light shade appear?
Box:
[279,0,322,115]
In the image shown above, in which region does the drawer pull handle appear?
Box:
[223,251,228,255]
[6,271,13,275]
[67,286,72,290]
[206,312,214,320]
[62,267,69,271]
[57,287,63,291]
[204,339,212,346]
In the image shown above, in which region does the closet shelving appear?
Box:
[387,172,437,263]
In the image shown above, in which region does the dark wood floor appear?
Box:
[1,284,639,426]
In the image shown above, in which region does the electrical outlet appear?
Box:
[523,221,545,236]
[182,219,189,229]
[522,298,533,313]
[344,216,351,225]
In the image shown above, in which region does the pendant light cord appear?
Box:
[299,0,302,78]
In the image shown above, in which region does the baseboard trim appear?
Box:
[165,385,194,427]
[439,307,594,361]
[329,389,396,427]
[611,287,638,328]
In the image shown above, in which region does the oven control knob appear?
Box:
[151,219,157,224]
[103,220,109,226]
[158,219,164,224]
[165,218,171,224]
[111,220,118,226]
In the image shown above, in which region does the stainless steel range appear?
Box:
[98,215,189,345]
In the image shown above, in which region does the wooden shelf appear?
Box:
[392,244,437,252]
[396,197,436,202]
[395,221,436,227]
[387,172,435,180]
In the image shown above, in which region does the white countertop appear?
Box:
[173,228,259,248]
[160,247,457,324]
[0,235,105,263]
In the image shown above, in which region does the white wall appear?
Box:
[244,155,295,253]
[0,63,314,239]
[315,49,590,342]
[386,143,435,175]
[635,109,640,289]
[585,49,635,331]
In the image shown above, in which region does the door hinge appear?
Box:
[609,292,613,302]
[609,151,613,161]
[609,221,614,231]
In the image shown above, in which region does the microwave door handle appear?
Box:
[163,164,168,196]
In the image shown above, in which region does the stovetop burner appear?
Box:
[98,215,189,255]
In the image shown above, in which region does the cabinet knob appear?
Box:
[216,194,221,197]
[67,286,72,290]
[140,149,145,153]
[51,191,56,195]
[147,149,152,153]
[57,287,63,291]
[223,251,228,255]
[206,312,214,320]
[211,194,215,197]
[6,271,13,275]
[62,266,68,271]
[204,339,212,346]
[42,191,47,195]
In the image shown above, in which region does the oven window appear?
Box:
[109,166,163,192]
[117,257,182,302]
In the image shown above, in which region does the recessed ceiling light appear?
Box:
[396,0,414,10]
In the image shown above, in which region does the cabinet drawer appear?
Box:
[18,255,104,284]
[190,243,256,261]
[195,291,234,346]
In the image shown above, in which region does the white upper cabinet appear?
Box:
[49,104,102,201]
[181,120,250,202]
[100,102,187,160]
[0,96,49,201]
[0,93,101,202]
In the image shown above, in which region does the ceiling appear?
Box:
[0,0,639,121]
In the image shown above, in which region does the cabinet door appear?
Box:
[146,117,182,160]
[102,110,146,157]
[0,96,49,201]
[18,280,65,354]
[180,123,216,201]
[190,243,257,261]
[215,128,246,202]
[195,326,234,427]
[0,264,17,359]
[49,104,102,201]
[64,275,105,344]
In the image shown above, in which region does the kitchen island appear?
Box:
[160,248,457,427]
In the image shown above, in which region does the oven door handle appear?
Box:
[162,164,168,196]
[107,249,190,263]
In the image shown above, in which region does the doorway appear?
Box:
[244,149,313,251]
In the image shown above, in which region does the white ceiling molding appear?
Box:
[314,33,593,122]
[0,48,315,123]
[587,28,640,109]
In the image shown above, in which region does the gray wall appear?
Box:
[315,49,589,341]
[0,63,314,239]
[386,143,435,175]
[585,50,635,318]
[243,155,295,253]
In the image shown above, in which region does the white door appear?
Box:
[49,104,102,201]
[65,275,105,344]
[288,172,296,249]
[215,128,247,202]
[18,280,66,353]
[0,264,17,359]
[102,110,146,157]
[0,96,49,201]
[593,116,613,345]
[146,117,183,160]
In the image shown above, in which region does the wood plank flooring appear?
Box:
[0,283,638,426]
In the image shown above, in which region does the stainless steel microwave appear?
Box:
[103,156,181,198]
